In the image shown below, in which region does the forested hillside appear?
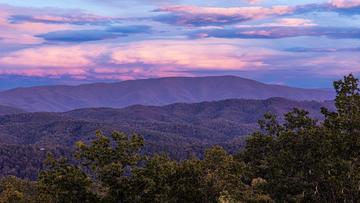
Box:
[0,98,334,179]
[0,74,358,202]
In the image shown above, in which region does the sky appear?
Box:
[0,0,360,89]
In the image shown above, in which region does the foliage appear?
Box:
[75,131,144,202]
[0,176,37,203]
[37,154,97,203]
[240,74,360,202]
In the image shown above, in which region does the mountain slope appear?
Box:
[0,97,333,152]
[0,97,334,179]
[0,76,334,112]
[0,105,25,115]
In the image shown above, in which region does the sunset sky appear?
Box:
[0,0,360,88]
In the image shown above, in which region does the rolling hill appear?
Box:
[0,76,334,112]
[0,97,334,179]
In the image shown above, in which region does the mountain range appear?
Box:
[0,97,334,179]
[0,76,334,112]
[0,76,337,179]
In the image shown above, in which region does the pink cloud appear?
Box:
[303,53,360,76]
[247,0,262,5]
[235,18,316,28]
[110,39,272,70]
[1,4,119,25]
[0,44,98,77]
[0,38,358,80]
[0,68,88,78]
[0,4,119,44]
[156,5,293,17]
[330,0,360,8]
[0,45,104,68]
[0,6,74,44]
[10,14,119,25]
[93,67,193,80]
[270,18,316,27]
[154,5,293,26]
[0,39,277,79]
[0,22,73,44]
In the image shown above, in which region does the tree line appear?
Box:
[0,74,360,202]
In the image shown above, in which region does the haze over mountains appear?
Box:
[0,76,334,112]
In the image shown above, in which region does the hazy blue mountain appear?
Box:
[0,76,334,112]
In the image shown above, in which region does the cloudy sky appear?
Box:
[0,0,359,88]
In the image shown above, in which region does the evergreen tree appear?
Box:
[37,154,97,203]
[240,74,360,202]
[75,131,144,202]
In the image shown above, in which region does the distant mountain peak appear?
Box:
[0,76,335,112]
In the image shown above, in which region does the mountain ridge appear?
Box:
[0,97,334,179]
[0,97,334,147]
[0,76,334,112]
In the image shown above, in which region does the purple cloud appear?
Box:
[107,25,152,34]
[295,1,360,15]
[36,30,122,42]
[9,13,122,26]
[153,5,293,26]
[36,25,152,42]
[151,3,360,28]
[190,26,360,39]
[285,47,360,53]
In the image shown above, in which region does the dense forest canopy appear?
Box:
[0,97,334,179]
[0,74,359,203]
